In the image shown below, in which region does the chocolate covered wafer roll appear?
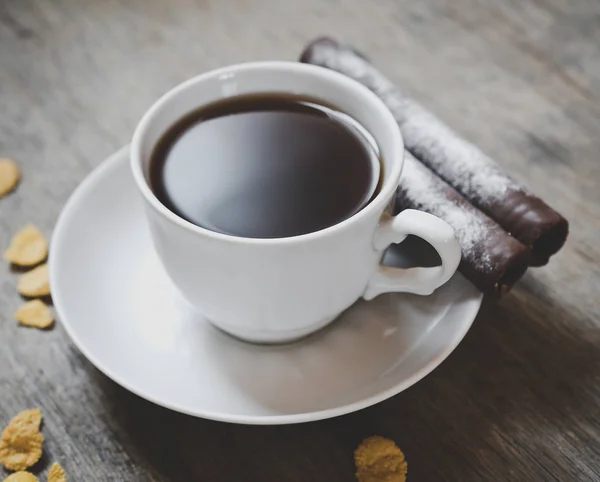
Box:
[397,151,530,296]
[300,38,568,266]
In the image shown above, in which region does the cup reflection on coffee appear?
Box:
[149,94,382,239]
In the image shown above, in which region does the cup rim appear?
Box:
[131,61,404,245]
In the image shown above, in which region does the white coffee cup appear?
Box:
[131,61,461,343]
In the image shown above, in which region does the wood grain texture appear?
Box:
[1,0,599,480]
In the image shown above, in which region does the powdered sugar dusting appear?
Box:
[308,44,524,205]
[400,152,500,273]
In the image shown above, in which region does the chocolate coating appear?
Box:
[394,152,530,296]
[300,38,569,266]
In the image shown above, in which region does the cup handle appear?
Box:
[364,209,461,300]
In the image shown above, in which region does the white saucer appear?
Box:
[50,146,482,425]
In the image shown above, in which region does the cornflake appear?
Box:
[0,158,20,197]
[0,409,44,471]
[17,264,50,297]
[355,435,407,482]
[47,462,66,482]
[3,472,38,482]
[4,225,48,267]
[14,300,54,329]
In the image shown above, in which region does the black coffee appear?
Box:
[149,94,381,238]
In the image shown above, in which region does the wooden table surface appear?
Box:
[1,0,600,480]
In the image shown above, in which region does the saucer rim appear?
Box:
[50,145,483,425]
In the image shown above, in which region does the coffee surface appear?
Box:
[150,94,380,238]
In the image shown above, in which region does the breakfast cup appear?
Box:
[131,61,461,343]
